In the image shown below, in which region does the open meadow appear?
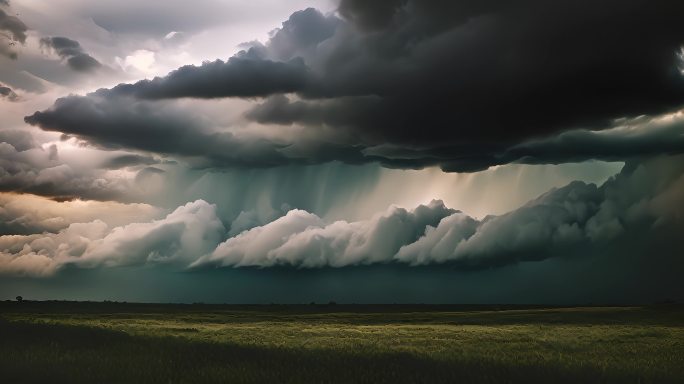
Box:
[1,302,683,383]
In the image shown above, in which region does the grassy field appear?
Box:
[1,302,683,383]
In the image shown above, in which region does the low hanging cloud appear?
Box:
[40,37,102,72]
[193,200,455,268]
[195,155,684,269]
[1,155,682,277]
[0,200,224,276]
[24,2,684,171]
[397,154,684,267]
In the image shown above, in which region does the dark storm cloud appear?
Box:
[255,0,684,168]
[25,2,684,170]
[256,0,684,147]
[104,57,310,99]
[263,7,340,61]
[24,92,458,169]
[23,94,355,168]
[0,8,27,59]
[40,37,101,72]
[504,114,684,165]
[337,0,402,31]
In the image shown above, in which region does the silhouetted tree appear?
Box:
[15,296,22,302]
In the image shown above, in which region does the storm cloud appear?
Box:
[40,37,101,72]
[105,57,310,99]
[23,94,332,168]
[24,2,684,171]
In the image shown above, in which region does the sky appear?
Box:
[1,0,683,303]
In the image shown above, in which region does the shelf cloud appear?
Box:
[2,155,681,277]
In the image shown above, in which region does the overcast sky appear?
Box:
[1,0,683,303]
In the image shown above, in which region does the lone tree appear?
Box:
[15,296,22,302]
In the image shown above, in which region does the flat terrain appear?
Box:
[1,302,683,383]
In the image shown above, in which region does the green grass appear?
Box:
[1,302,683,383]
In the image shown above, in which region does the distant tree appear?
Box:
[15,296,22,302]
[328,301,337,306]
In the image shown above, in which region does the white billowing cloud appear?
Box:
[396,182,602,266]
[0,221,108,277]
[197,155,684,270]
[195,209,323,268]
[396,155,684,267]
[0,199,224,276]
[80,199,224,266]
[393,213,479,265]
[193,200,455,268]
